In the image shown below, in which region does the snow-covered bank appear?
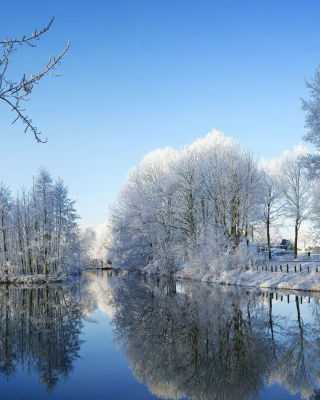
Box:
[0,273,77,285]
[177,265,320,292]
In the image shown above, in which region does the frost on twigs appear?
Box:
[0,17,70,142]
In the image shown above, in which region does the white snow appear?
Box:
[178,260,320,292]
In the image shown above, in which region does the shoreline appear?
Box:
[177,268,320,293]
[0,272,80,285]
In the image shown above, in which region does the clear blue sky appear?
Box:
[1,0,320,226]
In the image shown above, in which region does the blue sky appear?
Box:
[1,0,320,226]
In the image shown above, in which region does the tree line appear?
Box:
[108,131,319,273]
[0,168,82,280]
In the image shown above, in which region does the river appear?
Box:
[0,270,319,400]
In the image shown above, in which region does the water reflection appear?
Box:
[1,271,320,399]
[0,282,87,391]
[105,273,320,400]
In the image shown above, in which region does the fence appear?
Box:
[246,290,313,304]
[258,263,318,273]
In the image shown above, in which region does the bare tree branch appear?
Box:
[0,17,70,142]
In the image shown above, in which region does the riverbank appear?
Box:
[0,272,77,285]
[177,260,320,292]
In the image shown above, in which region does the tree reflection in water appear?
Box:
[107,273,320,400]
[0,282,86,392]
[2,271,320,399]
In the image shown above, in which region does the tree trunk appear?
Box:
[267,216,272,260]
[294,221,299,260]
[1,210,8,276]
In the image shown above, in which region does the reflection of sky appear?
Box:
[272,295,315,324]
[0,274,319,400]
[261,385,302,400]
[0,307,171,400]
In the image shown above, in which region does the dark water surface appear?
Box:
[0,270,319,400]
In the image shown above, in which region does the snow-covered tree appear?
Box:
[308,182,320,242]
[258,158,285,259]
[253,222,282,248]
[0,183,13,276]
[299,63,320,180]
[277,144,314,259]
[297,225,316,252]
[92,220,114,262]
[109,130,263,273]
[0,168,82,280]
[110,147,178,271]
[302,64,320,150]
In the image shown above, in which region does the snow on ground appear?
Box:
[179,255,320,292]
[213,268,320,292]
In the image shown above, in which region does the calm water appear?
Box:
[0,270,319,400]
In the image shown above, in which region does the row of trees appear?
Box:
[0,168,82,279]
[107,131,319,273]
[259,144,314,260]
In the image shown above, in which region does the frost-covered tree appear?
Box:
[0,18,69,142]
[298,63,320,182]
[191,132,262,248]
[79,225,97,264]
[94,221,113,261]
[297,225,316,251]
[0,184,13,276]
[0,168,82,280]
[308,182,320,242]
[259,158,285,259]
[110,147,178,271]
[82,220,114,264]
[109,130,262,273]
[301,64,320,150]
[277,144,313,259]
[253,222,282,249]
[33,168,54,275]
